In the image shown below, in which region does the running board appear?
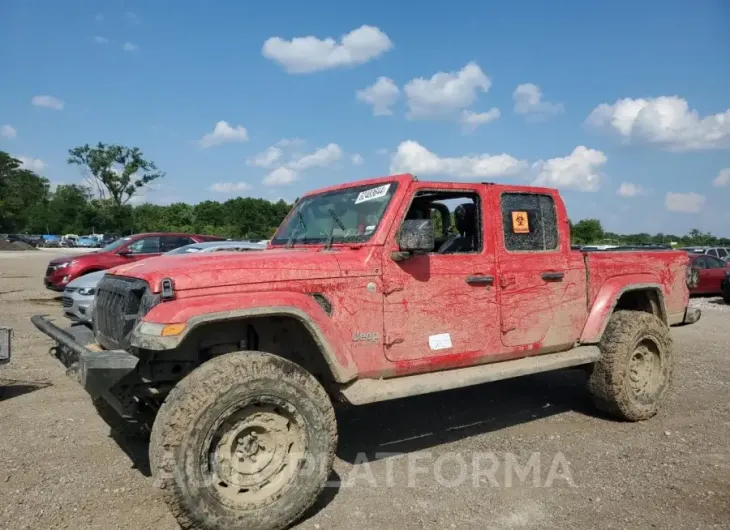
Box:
[340,346,601,405]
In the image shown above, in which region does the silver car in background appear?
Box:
[61,240,266,324]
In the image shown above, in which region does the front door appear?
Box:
[122,235,163,261]
[382,186,499,366]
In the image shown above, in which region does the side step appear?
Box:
[340,346,601,405]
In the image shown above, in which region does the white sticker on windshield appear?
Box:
[355,184,390,204]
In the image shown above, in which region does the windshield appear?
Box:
[101,237,131,252]
[271,182,398,246]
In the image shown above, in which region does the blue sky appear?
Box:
[2,0,729,236]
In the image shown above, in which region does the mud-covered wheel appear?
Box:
[587,310,673,421]
[150,351,337,530]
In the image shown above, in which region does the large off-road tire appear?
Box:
[722,284,730,304]
[149,351,337,530]
[587,310,673,421]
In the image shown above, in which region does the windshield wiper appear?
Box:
[285,210,307,248]
[324,209,345,250]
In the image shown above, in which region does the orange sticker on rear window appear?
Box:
[511,211,529,233]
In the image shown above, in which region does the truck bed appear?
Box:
[580,249,690,322]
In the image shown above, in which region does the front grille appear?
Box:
[61,297,73,308]
[93,275,159,350]
[45,266,54,277]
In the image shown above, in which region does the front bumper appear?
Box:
[682,306,702,325]
[44,277,66,292]
[62,291,94,323]
[30,315,139,415]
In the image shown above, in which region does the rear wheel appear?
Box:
[150,351,337,530]
[587,310,673,421]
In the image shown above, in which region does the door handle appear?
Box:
[466,275,494,285]
[541,271,565,281]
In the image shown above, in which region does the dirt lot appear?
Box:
[1,249,729,530]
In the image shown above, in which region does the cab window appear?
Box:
[501,193,558,252]
[401,190,481,254]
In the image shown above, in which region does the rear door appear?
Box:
[160,235,196,253]
[493,190,585,349]
[700,255,728,293]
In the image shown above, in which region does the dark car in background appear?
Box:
[43,232,225,291]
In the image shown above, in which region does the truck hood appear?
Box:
[110,248,343,292]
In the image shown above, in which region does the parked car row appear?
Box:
[57,236,267,325]
[679,246,730,261]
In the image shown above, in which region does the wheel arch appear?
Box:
[580,280,667,344]
[132,303,357,384]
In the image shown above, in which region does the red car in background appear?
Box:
[44,232,225,291]
[689,253,730,295]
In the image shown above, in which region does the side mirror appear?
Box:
[117,249,131,257]
[392,219,435,261]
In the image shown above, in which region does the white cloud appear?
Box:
[616,182,646,198]
[260,142,343,187]
[288,143,342,171]
[375,148,389,156]
[93,36,109,44]
[351,153,364,165]
[532,146,607,192]
[16,155,47,173]
[94,14,104,22]
[390,140,527,179]
[513,83,564,120]
[263,167,298,186]
[209,182,253,193]
[262,25,393,74]
[123,42,139,52]
[712,167,730,188]
[1,125,17,139]
[404,62,491,119]
[356,77,400,116]
[247,146,283,168]
[665,192,706,213]
[125,12,139,24]
[586,96,730,151]
[461,108,501,132]
[199,121,249,148]
[31,95,64,110]
[276,138,306,148]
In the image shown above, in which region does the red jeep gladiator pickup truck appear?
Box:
[31,173,700,530]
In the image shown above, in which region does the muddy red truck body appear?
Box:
[31,173,699,530]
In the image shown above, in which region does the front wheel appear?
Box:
[587,310,673,421]
[149,351,337,530]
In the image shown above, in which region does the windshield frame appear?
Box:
[270,181,400,247]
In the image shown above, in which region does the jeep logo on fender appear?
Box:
[353,332,379,343]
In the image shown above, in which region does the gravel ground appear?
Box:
[1,250,729,529]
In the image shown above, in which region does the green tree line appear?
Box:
[1,150,291,240]
[570,219,730,247]
[2,148,728,246]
